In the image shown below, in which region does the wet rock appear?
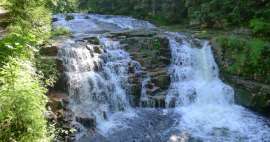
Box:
[65,15,74,21]
[150,69,170,90]
[83,37,100,45]
[52,17,58,22]
[40,45,58,56]
[93,45,103,54]
[93,61,102,72]
[143,95,166,108]
[47,90,68,112]
[44,110,57,120]
[76,113,96,129]
[226,75,270,116]
[105,30,172,107]
[108,29,157,38]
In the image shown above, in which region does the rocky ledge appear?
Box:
[107,29,171,107]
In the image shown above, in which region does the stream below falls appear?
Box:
[53,13,270,142]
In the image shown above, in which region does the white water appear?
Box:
[53,13,155,37]
[54,14,270,142]
[56,14,150,139]
[165,32,270,141]
[58,38,131,122]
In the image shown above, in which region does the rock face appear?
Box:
[40,37,79,141]
[108,29,171,107]
[211,40,270,117]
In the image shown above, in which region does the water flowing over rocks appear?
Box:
[48,13,270,142]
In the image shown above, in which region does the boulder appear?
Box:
[83,36,100,45]
[226,75,270,116]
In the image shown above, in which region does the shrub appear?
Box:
[52,26,71,37]
[250,19,270,36]
[216,35,270,83]
[0,33,36,66]
[48,0,78,13]
[35,57,60,88]
[5,0,52,43]
[0,58,49,142]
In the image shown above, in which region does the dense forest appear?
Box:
[0,0,269,142]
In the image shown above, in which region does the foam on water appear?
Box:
[58,37,135,134]
[166,32,270,141]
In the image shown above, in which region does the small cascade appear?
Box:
[140,76,153,107]
[58,37,145,139]
[165,32,270,141]
[165,33,234,107]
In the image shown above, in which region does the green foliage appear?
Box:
[35,57,59,88]
[250,19,270,36]
[48,0,78,13]
[74,0,270,29]
[52,26,71,37]
[0,33,36,66]
[5,0,52,43]
[185,0,270,28]
[0,58,49,142]
[77,0,186,24]
[216,35,270,83]
[0,1,56,141]
[153,39,161,50]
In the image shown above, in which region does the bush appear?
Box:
[5,0,52,43]
[35,57,60,88]
[185,0,270,28]
[0,58,49,142]
[250,19,270,36]
[216,35,270,83]
[48,0,78,13]
[0,33,36,67]
[52,26,71,37]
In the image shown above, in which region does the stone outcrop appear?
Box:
[211,40,270,117]
[107,29,171,107]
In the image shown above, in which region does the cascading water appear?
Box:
[54,13,270,142]
[165,32,270,141]
[58,37,131,122]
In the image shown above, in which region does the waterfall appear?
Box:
[165,32,270,141]
[165,33,234,107]
[54,14,270,142]
[58,36,146,140]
